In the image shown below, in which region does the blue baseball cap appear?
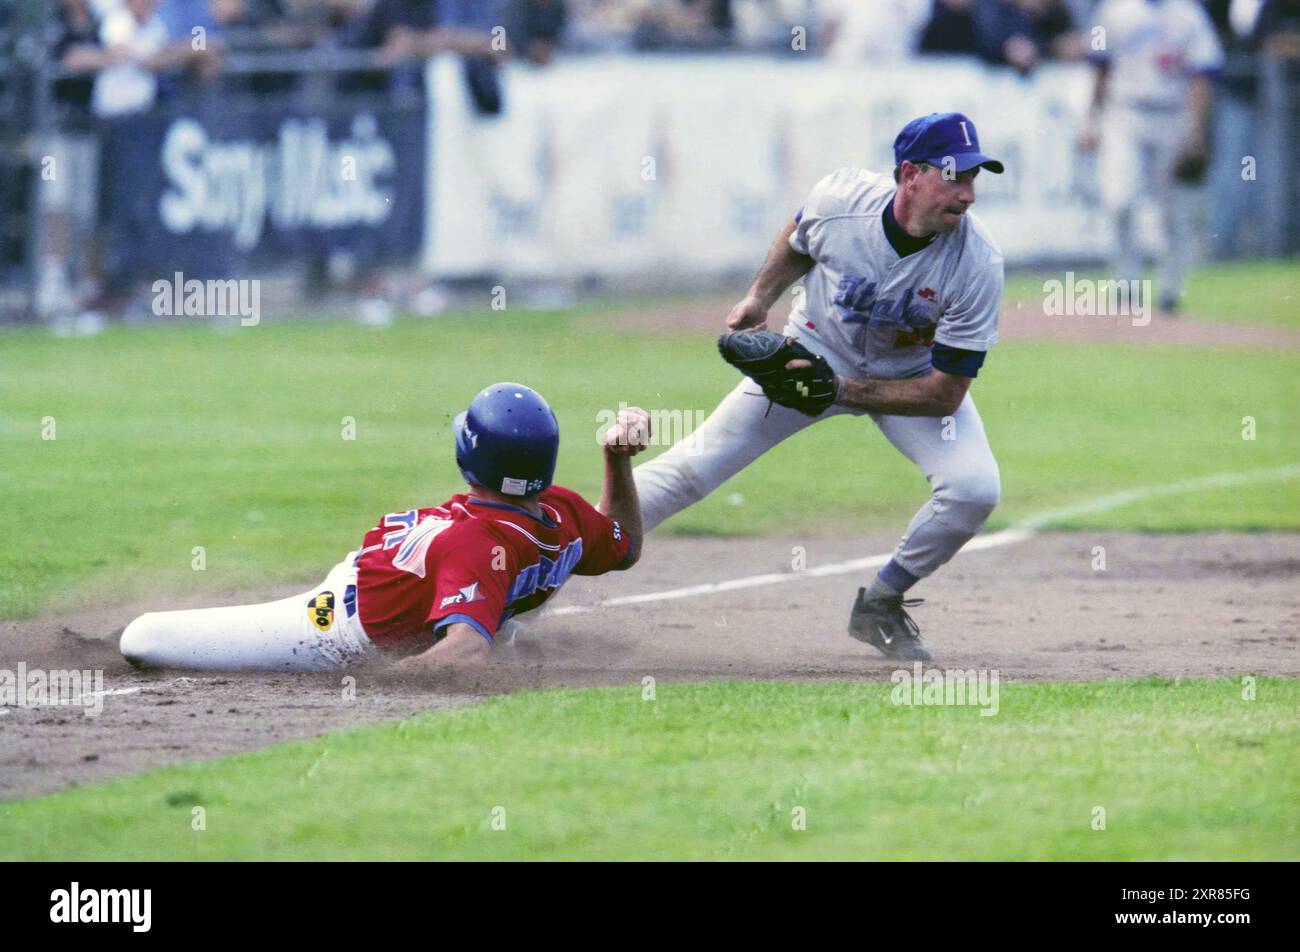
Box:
[893,113,1004,174]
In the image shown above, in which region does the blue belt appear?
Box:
[343,584,357,619]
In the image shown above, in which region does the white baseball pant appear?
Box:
[1099,104,1195,301]
[633,380,1000,581]
[119,554,375,671]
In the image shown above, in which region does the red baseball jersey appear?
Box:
[355,485,630,651]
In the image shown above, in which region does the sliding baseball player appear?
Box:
[635,112,1006,661]
[120,384,651,673]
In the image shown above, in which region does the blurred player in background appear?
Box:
[1080,0,1225,315]
[120,385,650,674]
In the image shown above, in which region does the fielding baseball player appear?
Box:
[119,384,651,673]
[634,113,1005,661]
[1080,0,1224,314]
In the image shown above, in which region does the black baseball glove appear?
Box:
[717,330,838,417]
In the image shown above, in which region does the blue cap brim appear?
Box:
[946,152,1004,174]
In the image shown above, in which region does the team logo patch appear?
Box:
[439,582,482,610]
[307,591,335,631]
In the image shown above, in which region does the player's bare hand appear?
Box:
[725,296,769,333]
[603,406,652,457]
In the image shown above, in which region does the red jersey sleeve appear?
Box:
[425,529,514,643]
[549,486,632,576]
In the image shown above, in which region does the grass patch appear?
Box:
[1004,259,1300,328]
[1,677,1294,861]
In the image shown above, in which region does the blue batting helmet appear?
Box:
[453,383,560,497]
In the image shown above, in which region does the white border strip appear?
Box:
[549,464,1300,617]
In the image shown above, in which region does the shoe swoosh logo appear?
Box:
[876,625,893,645]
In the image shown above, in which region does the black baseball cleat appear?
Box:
[848,588,932,661]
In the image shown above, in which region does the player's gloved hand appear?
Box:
[602,406,653,457]
[725,295,769,333]
[717,330,838,418]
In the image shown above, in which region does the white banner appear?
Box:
[424,55,1107,279]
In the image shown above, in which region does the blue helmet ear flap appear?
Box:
[452,411,480,488]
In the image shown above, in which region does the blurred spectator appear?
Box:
[342,0,505,110]
[53,0,108,115]
[563,0,642,48]
[161,0,225,45]
[920,0,981,54]
[92,0,172,116]
[507,0,569,64]
[729,0,803,49]
[819,0,932,61]
[40,0,113,320]
[159,0,289,44]
[1204,0,1266,258]
[262,0,363,45]
[630,0,734,49]
[345,0,502,61]
[1254,0,1300,56]
[972,0,1079,73]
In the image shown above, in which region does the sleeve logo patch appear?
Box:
[307,591,335,631]
[439,582,482,610]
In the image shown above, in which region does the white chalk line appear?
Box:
[81,687,142,701]
[548,463,1300,617]
[12,671,276,711]
[1017,463,1300,529]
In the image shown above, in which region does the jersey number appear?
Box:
[382,510,452,579]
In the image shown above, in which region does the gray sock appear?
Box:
[863,575,901,602]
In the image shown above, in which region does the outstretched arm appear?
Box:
[726,217,815,332]
[396,622,490,675]
[599,406,652,569]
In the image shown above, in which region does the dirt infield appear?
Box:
[2,530,1297,800]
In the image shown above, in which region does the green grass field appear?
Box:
[2,262,1298,619]
[1002,260,1300,328]
[1,678,1294,861]
[2,262,1297,861]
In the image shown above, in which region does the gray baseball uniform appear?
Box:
[635,167,1003,586]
